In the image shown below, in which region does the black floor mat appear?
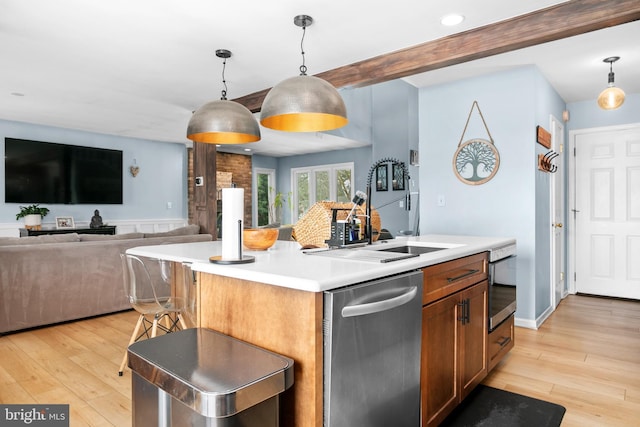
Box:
[441,385,566,427]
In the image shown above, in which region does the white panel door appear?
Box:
[550,116,565,308]
[575,127,640,299]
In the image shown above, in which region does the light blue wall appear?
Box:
[567,93,640,130]
[419,66,564,323]
[0,119,187,225]
[328,86,373,143]
[533,70,567,316]
[371,80,419,236]
[252,155,278,170]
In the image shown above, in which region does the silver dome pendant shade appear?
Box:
[260,15,348,132]
[187,99,261,143]
[187,49,260,144]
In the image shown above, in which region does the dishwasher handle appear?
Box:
[341,286,418,318]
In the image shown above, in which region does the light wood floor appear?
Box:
[0,294,638,426]
[485,294,640,427]
[0,310,139,426]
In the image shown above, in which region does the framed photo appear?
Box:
[392,163,405,190]
[56,216,75,229]
[375,164,388,191]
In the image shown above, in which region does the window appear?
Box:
[291,162,353,222]
[254,168,275,226]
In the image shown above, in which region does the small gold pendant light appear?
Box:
[597,56,625,110]
[187,49,261,144]
[260,15,348,132]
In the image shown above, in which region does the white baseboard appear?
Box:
[513,304,554,330]
[107,219,189,234]
[514,316,538,330]
[534,305,555,328]
[0,218,189,237]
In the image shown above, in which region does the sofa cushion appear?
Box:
[79,232,145,241]
[143,224,200,238]
[277,225,294,241]
[0,233,80,246]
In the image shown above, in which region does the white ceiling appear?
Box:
[1,1,638,157]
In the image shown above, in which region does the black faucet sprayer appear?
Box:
[365,158,411,245]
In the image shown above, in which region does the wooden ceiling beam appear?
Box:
[234,0,640,112]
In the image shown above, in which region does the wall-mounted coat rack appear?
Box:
[538,150,558,173]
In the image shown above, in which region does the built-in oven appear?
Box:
[488,244,517,331]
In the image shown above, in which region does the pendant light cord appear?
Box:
[608,61,615,84]
[220,57,228,100]
[299,23,307,76]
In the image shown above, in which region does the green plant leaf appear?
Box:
[16,204,50,220]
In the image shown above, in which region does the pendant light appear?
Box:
[187,49,260,144]
[260,15,348,132]
[597,56,625,110]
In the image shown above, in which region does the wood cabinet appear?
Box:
[421,253,488,427]
[197,273,324,427]
[193,250,496,427]
[488,314,515,371]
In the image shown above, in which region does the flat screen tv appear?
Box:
[4,138,123,204]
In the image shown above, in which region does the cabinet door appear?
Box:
[459,280,488,400]
[421,292,460,427]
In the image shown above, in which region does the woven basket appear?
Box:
[293,201,381,248]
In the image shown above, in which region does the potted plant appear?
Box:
[269,190,292,224]
[16,204,50,230]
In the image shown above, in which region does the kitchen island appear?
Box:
[127,234,515,427]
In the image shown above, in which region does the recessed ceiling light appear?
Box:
[440,14,464,26]
[244,148,251,152]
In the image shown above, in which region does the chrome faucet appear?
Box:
[365,158,410,244]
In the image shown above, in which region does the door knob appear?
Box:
[554,223,563,228]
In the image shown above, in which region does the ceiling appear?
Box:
[1,1,638,157]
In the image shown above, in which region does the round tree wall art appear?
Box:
[453,138,500,184]
[452,101,500,185]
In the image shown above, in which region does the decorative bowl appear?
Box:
[243,228,279,250]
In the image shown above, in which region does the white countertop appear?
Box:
[127,234,515,292]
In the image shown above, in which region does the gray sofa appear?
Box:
[0,225,212,334]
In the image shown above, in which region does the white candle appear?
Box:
[221,188,244,260]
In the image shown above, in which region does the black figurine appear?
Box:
[90,209,103,228]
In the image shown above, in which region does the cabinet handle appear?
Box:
[458,299,470,324]
[447,269,480,283]
[497,336,511,347]
[457,301,466,324]
[465,298,470,324]
[342,286,417,318]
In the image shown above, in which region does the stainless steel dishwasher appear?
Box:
[323,270,423,427]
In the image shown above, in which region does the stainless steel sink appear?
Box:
[304,243,455,263]
[304,248,420,263]
[378,245,446,255]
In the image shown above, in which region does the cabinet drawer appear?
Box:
[422,252,488,305]
[488,314,514,371]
